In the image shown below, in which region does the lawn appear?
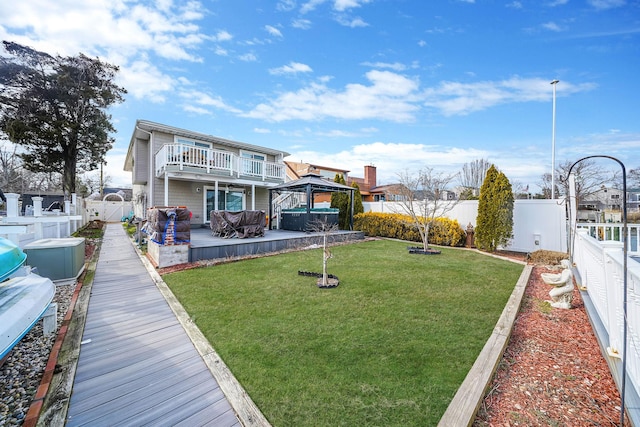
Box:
[162,239,524,426]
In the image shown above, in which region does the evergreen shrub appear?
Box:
[354,212,465,247]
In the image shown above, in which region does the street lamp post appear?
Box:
[550,79,559,199]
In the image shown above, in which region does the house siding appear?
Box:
[253,187,269,212]
[126,121,289,223]
[132,138,149,185]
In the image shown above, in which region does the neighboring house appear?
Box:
[627,188,640,213]
[285,161,350,182]
[284,161,350,204]
[284,162,401,203]
[577,186,625,222]
[103,187,133,201]
[124,120,289,226]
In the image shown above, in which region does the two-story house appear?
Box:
[124,120,289,226]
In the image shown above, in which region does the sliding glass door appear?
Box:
[205,188,244,222]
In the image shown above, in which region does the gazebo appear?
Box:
[268,173,355,231]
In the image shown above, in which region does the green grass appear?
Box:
[163,239,523,426]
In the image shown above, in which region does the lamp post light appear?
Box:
[550,79,559,199]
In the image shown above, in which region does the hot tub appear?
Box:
[280,208,339,231]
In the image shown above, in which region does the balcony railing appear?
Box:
[155,144,285,181]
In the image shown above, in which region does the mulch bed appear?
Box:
[473,266,626,426]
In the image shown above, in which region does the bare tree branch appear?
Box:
[392,168,460,251]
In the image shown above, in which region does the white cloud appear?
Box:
[292,19,313,29]
[300,0,371,14]
[301,0,326,14]
[214,47,228,56]
[269,62,313,75]
[183,105,214,115]
[541,21,564,32]
[588,0,626,9]
[245,70,420,122]
[247,74,598,123]
[239,52,258,62]
[118,60,175,103]
[179,90,242,113]
[253,128,271,134]
[277,0,297,11]
[265,25,283,38]
[286,142,490,184]
[423,77,596,116]
[335,15,369,27]
[0,0,207,61]
[333,0,372,12]
[0,0,210,105]
[214,30,233,42]
[361,61,407,71]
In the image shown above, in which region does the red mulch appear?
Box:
[473,266,626,426]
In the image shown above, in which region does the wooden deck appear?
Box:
[188,227,365,262]
[66,224,242,426]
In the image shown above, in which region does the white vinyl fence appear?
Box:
[0,193,86,248]
[572,229,640,421]
[83,199,134,223]
[356,199,567,253]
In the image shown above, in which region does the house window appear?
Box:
[175,137,211,148]
[611,194,620,200]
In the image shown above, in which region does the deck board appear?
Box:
[66,223,241,427]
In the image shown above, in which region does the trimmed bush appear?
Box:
[354,212,465,247]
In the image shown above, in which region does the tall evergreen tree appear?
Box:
[351,182,364,217]
[0,41,126,198]
[475,165,514,252]
[330,173,350,229]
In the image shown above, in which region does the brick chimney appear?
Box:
[364,165,377,190]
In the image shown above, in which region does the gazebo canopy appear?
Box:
[269,173,355,229]
[270,173,355,193]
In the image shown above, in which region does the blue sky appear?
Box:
[1,0,638,192]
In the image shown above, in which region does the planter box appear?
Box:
[148,241,189,268]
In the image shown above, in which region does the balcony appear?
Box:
[155,144,285,182]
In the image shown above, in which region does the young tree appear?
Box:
[0,142,23,193]
[0,41,126,198]
[540,159,614,203]
[459,158,491,196]
[475,165,514,252]
[394,168,459,252]
[629,167,640,188]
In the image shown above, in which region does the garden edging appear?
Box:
[438,263,532,426]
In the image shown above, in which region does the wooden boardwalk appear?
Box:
[66,223,241,426]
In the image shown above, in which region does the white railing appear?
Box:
[271,191,306,229]
[576,222,640,254]
[0,215,85,248]
[573,229,640,414]
[155,144,285,181]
